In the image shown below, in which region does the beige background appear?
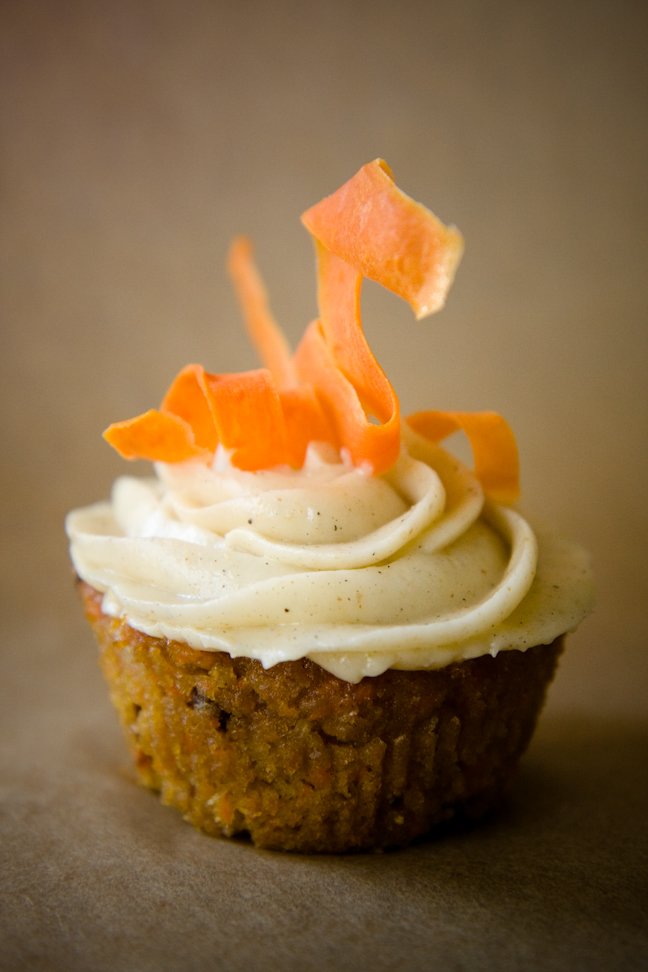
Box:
[1,2,646,970]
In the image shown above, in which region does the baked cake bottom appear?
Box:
[79,581,562,853]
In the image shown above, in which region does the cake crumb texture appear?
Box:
[80,582,561,853]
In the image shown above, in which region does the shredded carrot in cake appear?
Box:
[103,159,520,500]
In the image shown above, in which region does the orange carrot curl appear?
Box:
[103,159,519,500]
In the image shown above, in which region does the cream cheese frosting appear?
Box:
[66,424,594,682]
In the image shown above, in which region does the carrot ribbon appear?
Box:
[103,159,519,500]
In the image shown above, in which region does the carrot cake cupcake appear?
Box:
[66,160,594,852]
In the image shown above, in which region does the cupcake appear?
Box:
[66,160,594,853]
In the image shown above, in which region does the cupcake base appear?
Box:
[79,581,562,853]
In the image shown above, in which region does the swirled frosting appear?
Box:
[66,424,594,682]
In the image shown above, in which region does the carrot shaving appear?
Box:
[203,369,289,470]
[301,159,464,319]
[161,364,219,452]
[278,385,335,467]
[103,159,520,503]
[294,245,400,474]
[407,411,520,504]
[103,409,207,463]
[227,237,295,388]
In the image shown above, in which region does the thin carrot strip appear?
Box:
[294,248,400,474]
[102,161,517,498]
[297,161,463,473]
[406,411,520,503]
[203,368,289,470]
[314,243,397,422]
[103,409,207,463]
[228,236,296,388]
[294,321,400,472]
[301,159,464,319]
[278,385,337,467]
[161,364,219,451]
[227,237,337,465]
